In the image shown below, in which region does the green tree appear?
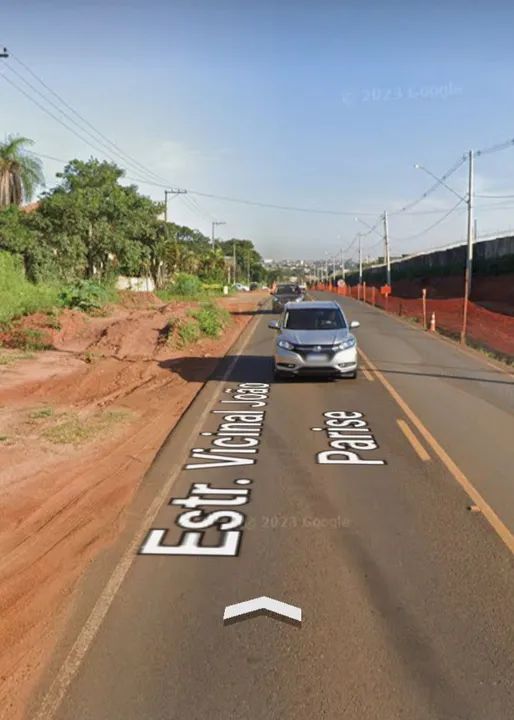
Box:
[0,135,44,209]
[37,159,161,280]
[0,205,55,282]
[219,238,265,283]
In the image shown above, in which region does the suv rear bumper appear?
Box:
[274,345,358,376]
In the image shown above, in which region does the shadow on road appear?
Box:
[372,366,514,386]
[159,354,273,384]
[159,354,359,385]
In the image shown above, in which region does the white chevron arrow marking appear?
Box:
[223,596,302,624]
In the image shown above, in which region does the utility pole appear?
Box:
[383,210,391,286]
[461,150,474,344]
[164,188,187,224]
[341,248,345,281]
[233,240,237,284]
[358,234,363,285]
[211,220,226,249]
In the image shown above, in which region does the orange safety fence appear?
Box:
[310,282,514,360]
[357,284,514,360]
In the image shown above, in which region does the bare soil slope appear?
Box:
[0,292,266,720]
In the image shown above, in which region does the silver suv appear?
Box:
[269,300,360,379]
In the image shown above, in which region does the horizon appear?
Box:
[3,0,514,261]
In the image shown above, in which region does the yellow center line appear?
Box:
[397,419,431,462]
[358,347,514,555]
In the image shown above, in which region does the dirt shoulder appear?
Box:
[0,291,267,720]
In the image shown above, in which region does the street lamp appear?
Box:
[414,164,466,203]
[415,156,473,344]
[355,215,390,286]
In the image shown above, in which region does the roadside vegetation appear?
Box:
[161,301,231,349]
[0,134,270,330]
[16,404,132,445]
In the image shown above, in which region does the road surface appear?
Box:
[32,295,514,720]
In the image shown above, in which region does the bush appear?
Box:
[0,251,60,323]
[191,302,230,337]
[58,280,115,313]
[178,319,201,346]
[171,273,203,297]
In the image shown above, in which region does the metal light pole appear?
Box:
[414,159,473,343]
[358,234,363,298]
[211,220,226,248]
[383,210,391,286]
[355,215,383,287]
[461,150,474,344]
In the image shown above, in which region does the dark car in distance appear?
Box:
[271,284,304,313]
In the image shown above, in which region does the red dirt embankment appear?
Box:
[0,291,266,720]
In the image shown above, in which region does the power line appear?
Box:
[2,63,169,187]
[0,72,140,169]
[9,53,514,227]
[389,155,467,216]
[476,137,514,157]
[8,52,171,187]
[182,189,384,217]
[393,199,465,243]
[475,193,514,199]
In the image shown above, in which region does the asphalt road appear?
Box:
[34,296,514,720]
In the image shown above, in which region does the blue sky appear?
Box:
[2,0,514,260]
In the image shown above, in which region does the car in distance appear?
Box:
[271,283,304,313]
[233,282,250,292]
[268,300,360,379]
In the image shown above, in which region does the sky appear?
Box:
[3,0,514,261]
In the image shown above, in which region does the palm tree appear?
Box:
[0,135,44,209]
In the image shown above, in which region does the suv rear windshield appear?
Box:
[284,308,346,330]
[276,285,299,294]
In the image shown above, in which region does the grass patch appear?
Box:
[58,280,118,314]
[177,319,201,346]
[0,252,116,323]
[29,406,54,420]
[0,435,8,442]
[42,409,131,445]
[161,302,231,349]
[0,351,35,365]
[190,302,230,337]
[156,275,227,303]
[0,252,60,323]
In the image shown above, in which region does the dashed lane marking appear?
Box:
[359,346,514,556]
